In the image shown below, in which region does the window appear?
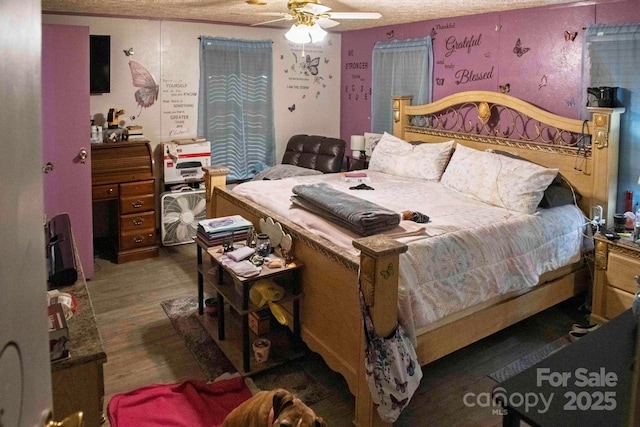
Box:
[198,37,275,181]
[585,24,640,210]
[371,37,433,134]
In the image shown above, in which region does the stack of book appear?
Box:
[196,215,253,247]
[126,125,145,141]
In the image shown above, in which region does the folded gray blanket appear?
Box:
[290,183,400,236]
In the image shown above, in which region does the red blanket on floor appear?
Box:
[108,376,253,427]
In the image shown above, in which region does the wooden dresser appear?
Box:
[91,141,159,263]
[591,233,640,323]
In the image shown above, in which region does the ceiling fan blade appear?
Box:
[317,17,340,28]
[327,12,382,20]
[301,3,331,15]
[250,15,292,26]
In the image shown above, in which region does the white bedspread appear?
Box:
[232,171,585,335]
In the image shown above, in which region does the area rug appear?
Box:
[161,296,332,405]
[488,336,571,383]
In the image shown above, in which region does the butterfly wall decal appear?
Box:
[513,38,530,57]
[128,60,159,117]
[436,78,445,86]
[301,55,320,76]
[565,31,578,41]
[288,104,295,112]
[500,83,510,94]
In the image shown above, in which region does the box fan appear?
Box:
[160,187,206,246]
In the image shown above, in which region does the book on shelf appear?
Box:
[196,228,250,247]
[198,215,253,235]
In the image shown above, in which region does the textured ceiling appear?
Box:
[42,0,584,32]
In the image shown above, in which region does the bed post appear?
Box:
[587,107,625,227]
[352,236,408,427]
[392,95,413,141]
[202,165,229,219]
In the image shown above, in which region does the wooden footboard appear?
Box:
[214,187,407,427]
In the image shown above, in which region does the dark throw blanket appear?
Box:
[290,183,400,236]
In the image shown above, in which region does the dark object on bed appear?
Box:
[282,134,346,173]
[291,183,400,236]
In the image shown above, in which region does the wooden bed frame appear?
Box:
[203,91,624,426]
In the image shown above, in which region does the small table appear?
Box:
[196,238,304,374]
[495,309,637,426]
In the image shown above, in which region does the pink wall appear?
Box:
[340,0,640,142]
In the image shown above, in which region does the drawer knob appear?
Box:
[133,217,144,226]
[134,236,143,243]
[132,200,143,209]
[108,188,114,194]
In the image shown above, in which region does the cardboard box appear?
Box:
[48,303,70,361]
[162,141,211,184]
[249,309,271,336]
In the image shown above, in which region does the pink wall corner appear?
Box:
[340,0,640,145]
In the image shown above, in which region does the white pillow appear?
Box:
[440,144,558,214]
[368,132,454,181]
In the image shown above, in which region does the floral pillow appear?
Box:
[368,132,454,181]
[440,144,558,214]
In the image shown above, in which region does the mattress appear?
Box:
[232,171,585,335]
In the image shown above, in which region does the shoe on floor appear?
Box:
[569,331,588,342]
[571,323,600,334]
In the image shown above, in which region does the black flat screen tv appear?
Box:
[90,35,110,94]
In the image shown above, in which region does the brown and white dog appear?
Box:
[222,388,326,427]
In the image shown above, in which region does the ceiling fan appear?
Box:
[252,0,382,44]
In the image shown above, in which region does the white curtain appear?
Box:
[584,24,640,211]
[371,37,433,134]
[198,37,275,181]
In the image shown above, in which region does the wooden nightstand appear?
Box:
[345,155,370,171]
[591,233,640,323]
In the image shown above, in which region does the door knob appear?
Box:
[78,148,88,164]
[42,410,83,427]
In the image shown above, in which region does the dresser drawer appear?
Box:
[92,184,118,201]
[604,285,634,319]
[606,252,640,294]
[120,228,157,251]
[120,211,156,232]
[120,194,155,214]
[120,180,155,197]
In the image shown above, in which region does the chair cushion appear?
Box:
[281,134,346,173]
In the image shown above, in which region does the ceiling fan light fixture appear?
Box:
[308,23,327,42]
[285,23,312,44]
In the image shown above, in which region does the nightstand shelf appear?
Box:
[196,237,304,375]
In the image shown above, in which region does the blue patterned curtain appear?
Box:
[584,24,640,211]
[371,37,433,134]
[198,37,275,181]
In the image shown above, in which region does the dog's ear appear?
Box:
[272,389,294,420]
[314,417,327,427]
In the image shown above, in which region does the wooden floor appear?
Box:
[88,243,589,427]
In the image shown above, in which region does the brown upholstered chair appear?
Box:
[281,134,346,173]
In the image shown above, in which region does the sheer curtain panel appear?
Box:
[198,37,275,181]
[371,37,433,134]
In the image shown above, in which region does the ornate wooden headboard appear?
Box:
[392,91,625,226]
